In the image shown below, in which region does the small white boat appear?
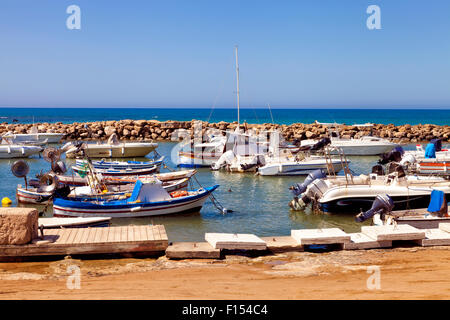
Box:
[0,144,43,158]
[56,169,197,186]
[314,121,397,155]
[64,135,158,159]
[257,149,349,176]
[75,157,164,170]
[2,127,65,144]
[72,164,160,177]
[16,177,190,205]
[38,217,111,229]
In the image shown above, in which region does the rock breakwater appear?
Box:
[1,120,449,143]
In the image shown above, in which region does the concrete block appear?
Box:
[165,242,220,259]
[415,229,450,247]
[291,228,351,245]
[0,208,38,245]
[205,233,267,250]
[343,233,392,250]
[261,236,304,253]
[361,225,425,241]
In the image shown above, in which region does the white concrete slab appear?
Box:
[291,228,351,245]
[439,223,450,233]
[343,233,392,250]
[205,233,267,250]
[361,225,425,241]
[415,228,450,247]
[261,236,304,253]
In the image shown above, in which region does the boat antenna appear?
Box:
[267,103,274,124]
[235,45,240,128]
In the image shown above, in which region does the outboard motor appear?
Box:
[399,153,416,166]
[310,137,331,151]
[290,169,327,197]
[371,164,385,176]
[378,146,404,165]
[355,194,394,222]
[289,169,327,210]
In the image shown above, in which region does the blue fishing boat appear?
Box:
[53,180,219,218]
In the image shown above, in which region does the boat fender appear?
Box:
[1,197,12,207]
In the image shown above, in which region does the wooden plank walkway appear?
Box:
[0,225,168,259]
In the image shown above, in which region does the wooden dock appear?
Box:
[0,225,168,260]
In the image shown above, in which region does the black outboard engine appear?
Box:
[378,146,404,165]
[290,169,327,197]
[431,138,442,152]
[310,138,331,151]
[371,164,385,176]
[355,194,394,222]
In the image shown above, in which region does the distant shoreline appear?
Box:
[0,108,449,126]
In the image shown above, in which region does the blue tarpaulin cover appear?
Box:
[425,143,436,159]
[428,189,445,213]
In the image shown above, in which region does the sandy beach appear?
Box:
[1,246,449,300]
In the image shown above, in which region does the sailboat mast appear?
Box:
[235,46,240,127]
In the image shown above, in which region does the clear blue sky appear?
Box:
[1,0,450,108]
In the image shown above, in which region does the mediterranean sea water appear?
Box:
[1,107,450,126]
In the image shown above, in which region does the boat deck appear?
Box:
[0,225,168,260]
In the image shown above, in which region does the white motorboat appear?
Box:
[64,138,158,159]
[289,167,450,214]
[257,152,349,176]
[0,144,43,158]
[314,121,397,155]
[2,126,65,144]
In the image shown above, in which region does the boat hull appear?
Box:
[16,188,52,205]
[3,133,65,144]
[72,164,160,177]
[258,160,346,176]
[328,144,395,156]
[0,145,42,158]
[319,193,450,214]
[66,143,158,158]
[177,152,221,167]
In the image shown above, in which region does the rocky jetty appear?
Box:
[0,120,449,144]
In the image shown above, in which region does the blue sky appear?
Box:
[1,0,450,108]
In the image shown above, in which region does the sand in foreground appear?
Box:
[0,246,449,300]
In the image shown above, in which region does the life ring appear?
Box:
[170,190,188,198]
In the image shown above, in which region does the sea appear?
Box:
[1,107,448,241]
[0,107,450,126]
